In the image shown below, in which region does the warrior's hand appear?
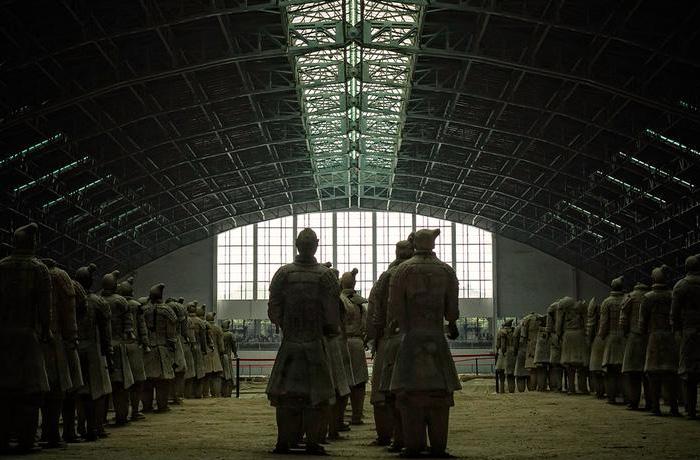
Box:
[447,322,459,340]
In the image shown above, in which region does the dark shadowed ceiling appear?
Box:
[1,0,698,283]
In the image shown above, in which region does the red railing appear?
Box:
[233,352,496,398]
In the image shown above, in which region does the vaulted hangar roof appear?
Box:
[1,0,698,283]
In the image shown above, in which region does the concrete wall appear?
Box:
[128,232,609,320]
[494,235,609,318]
[132,237,214,309]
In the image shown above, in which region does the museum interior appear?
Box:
[0,0,698,458]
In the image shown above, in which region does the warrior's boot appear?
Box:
[605,366,622,403]
[495,370,504,393]
[154,380,170,412]
[40,393,64,447]
[686,375,698,419]
[141,380,155,412]
[371,403,393,446]
[566,367,577,394]
[516,377,527,392]
[626,372,642,409]
[350,383,365,424]
[399,405,427,457]
[549,366,563,391]
[506,375,516,393]
[130,382,145,420]
[427,407,450,458]
[112,383,130,425]
[527,369,537,391]
[537,366,548,391]
[577,368,589,395]
[62,393,80,442]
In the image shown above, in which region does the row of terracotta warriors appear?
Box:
[0,223,238,455]
[495,256,700,419]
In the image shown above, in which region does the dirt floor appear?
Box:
[28,379,700,460]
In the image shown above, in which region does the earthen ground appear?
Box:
[33,379,700,460]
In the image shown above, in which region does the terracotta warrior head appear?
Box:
[196,304,206,318]
[178,297,185,304]
[395,239,414,260]
[633,282,649,292]
[685,254,699,274]
[149,283,165,303]
[75,263,98,290]
[205,311,216,322]
[340,268,358,290]
[610,276,624,292]
[102,270,120,294]
[324,261,339,279]
[222,319,231,332]
[503,319,514,328]
[117,276,135,297]
[186,302,197,315]
[296,228,318,259]
[651,265,669,285]
[13,222,39,254]
[413,228,440,251]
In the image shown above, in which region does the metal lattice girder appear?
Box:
[284,0,423,198]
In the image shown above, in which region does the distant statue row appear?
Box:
[494,257,700,419]
[0,223,238,454]
[265,228,461,457]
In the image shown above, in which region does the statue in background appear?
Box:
[388,228,461,458]
[74,263,112,441]
[142,284,177,413]
[369,240,413,450]
[0,223,51,452]
[599,277,626,403]
[340,268,369,426]
[520,312,539,391]
[266,228,339,455]
[166,298,188,403]
[557,297,588,394]
[640,266,679,416]
[496,319,516,393]
[620,282,650,410]
[672,254,700,419]
[587,298,605,398]
[40,258,81,448]
[101,270,134,425]
[189,302,210,398]
[513,321,529,392]
[533,314,549,391]
[547,301,563,391]
[206,311,225,397]
[221,320,238,397]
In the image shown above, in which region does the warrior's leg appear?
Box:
[577,368,589,395]
[0,395,9,450]
[642,374,652,410]
[303,406,326,455]
[494,370,501,393]
[605,367,618,403]
[627,372,642,409]
[372,403,393,445]
[548,366,560,391]
[507,374,516,393]
[399,404,426,457]
[176,373,186,399]
[516,377,526,392]
[427,406,450,457]
[113,383,130,424]
[566,367,577,394]
[141,380,155,412]
[155,380,170,412]
[62,392,79,442]
[17,394,41,452]
[686,374,698,419]
[537,367,547,391]
[336,394,349,431]
[648,373,662,415]
[350,383,366,424]
[211,373,222,397]
[130,381,144,420]
[390,400,404,452]
[41,391,64,446]
[527,369,537,391]
[274,407,295,453]
[665,373,680,416]
[80,396,97,442]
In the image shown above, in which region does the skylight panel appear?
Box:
[13,156,88,193]
[617,151,695,190]
[42,175,112,210]
[594,170,666,205]
[645,128,700,158]
[0,133,64,168]
[562,201,622,231]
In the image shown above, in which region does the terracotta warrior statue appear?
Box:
[206,311,225,397]
[340,268,369,425]
[533,314,550,391]
[599,277,626,403]
[496,319,516,393]
[367,239,413,447]
[165,298,188,403]
[587,297,605,398]
[672,254,700,419]
[176,298,196,398]
[546,301,563,391]
[142,284,177,413]
[0,223,51,452]
[320,262,350,442]
[513,321,529,392]
[221,320,238,397]
[116,277,149,420]
[557,297,588,394]
[38,258,81,448]
[266,228,339,455]
[640,266,679,416]
[620,282,651,410]
[520,311,540,391]
[189,302,211,398]
[388,229,461,458]
[101,270,135,425]
[74,263,112,441]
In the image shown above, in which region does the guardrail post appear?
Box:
[475,357,479,375]
[236,357,240,399]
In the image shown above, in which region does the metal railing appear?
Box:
[233,352,496,398]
